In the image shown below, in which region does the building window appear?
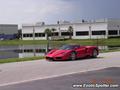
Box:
[35,33,45,37]
[41,33,45,37]
[23,34,26,37]
[76,31,89,36]
[92,31,106,35]
[23,34,33,37]
[29,34,33,37]
[108,30,118,35]
[35,33,39,37]
[61,32,73,36]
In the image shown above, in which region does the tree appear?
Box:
[51,28,56,39]
[44,28,52,52]
[51,28,56,34]
[17,29,22,39]
[44,28,52,40]
[68,26,73,39]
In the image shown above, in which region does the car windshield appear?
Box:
[59,45,79,50]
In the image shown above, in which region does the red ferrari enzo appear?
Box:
[45,45,99,61]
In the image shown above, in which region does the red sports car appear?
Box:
[45,45,99,61]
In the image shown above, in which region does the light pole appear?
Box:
[57,21,61,37]
[33,24,35,56]
[89,26,92,39]
[33,25,35,40]
[89,20,92,39]
[117,25,119,36]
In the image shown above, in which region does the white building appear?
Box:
[22,19,120,40]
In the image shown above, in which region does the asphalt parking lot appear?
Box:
[0,67,119,90]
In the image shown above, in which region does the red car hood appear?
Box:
[47,49,70,57]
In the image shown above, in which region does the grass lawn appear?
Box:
[0,38,119,46]
[100,49,120,53]
[0,56,44,64]
[0,40,47,45]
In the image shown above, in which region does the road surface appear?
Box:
[0,67,119,90]
[0,51,120,89]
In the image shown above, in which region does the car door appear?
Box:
[75,46,87,58]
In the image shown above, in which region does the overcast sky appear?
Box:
[0,0,120,26]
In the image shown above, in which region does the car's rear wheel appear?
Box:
[70,52,76,60]
[92,49,98,58]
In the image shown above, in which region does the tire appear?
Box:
[92,49,98,58]
[70,52,76,60]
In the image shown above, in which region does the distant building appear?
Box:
[22,19,120,40]
[0,24,18,40]
[0,24,18,34]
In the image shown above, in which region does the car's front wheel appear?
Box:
[70,52,76,60]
